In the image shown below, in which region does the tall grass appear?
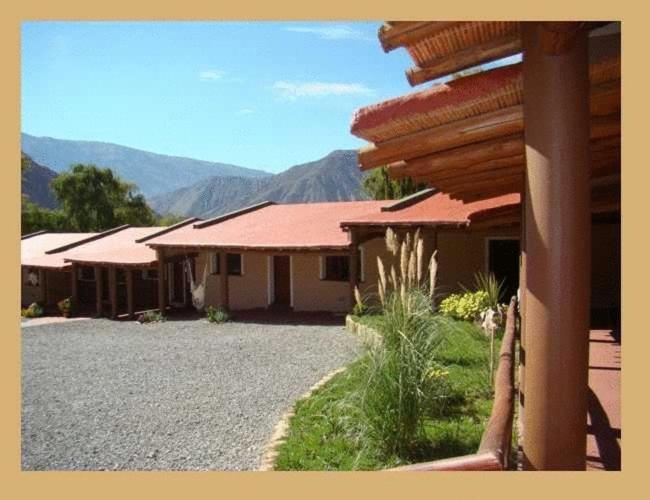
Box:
[360,227,452,457]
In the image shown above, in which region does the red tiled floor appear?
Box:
[586,329,621,471]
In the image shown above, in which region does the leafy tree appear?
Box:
[362,166,424,200]
[50,164,156,231]
[21,199,66,234]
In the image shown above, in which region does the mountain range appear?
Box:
[21,153,59,209]
[149,150,367,218]
[20,134,368,218]
[21,133,270,197]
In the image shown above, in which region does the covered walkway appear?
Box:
[587,329,621,470]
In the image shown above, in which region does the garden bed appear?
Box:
[273,315,499,471]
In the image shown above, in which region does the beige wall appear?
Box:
[291,253,351,312]
[436,227,520,295]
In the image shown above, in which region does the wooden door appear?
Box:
[273,256,291,307]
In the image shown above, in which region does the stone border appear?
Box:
[345,314,381,346]
[258,366,347,471]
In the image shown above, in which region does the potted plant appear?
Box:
[57,297,73,318]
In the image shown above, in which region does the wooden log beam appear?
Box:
[390,135,524,179]
[361,79,618,173]
[70,263,78,315]
[358,105,524,170]
[407,33,522,86]
[433,166,524,191]
[378,22,460,52]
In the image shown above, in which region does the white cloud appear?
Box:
[285,25,372,41]
[272,81,373,101]
[237,108,255,115]
[199,69,226,81]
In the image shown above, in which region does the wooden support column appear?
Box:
[70,264,78,315]
[126,268,134,319]
[349,230,360,309]
[156,248,166,315]
[39,269,47,305]
[108,266,117,319]
[95,265,103,317]
[218,251,229,310]
[521,22,591,470]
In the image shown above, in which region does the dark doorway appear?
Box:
[273,256,291,307]
[169,261,186,305]
[488,239,520,302]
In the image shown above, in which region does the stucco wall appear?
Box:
[291,253,350,312]
[436,227,520,296]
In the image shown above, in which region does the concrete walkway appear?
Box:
[586,329,621,471]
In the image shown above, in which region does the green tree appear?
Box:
[50,164,156,231]
[362,166,424,200]
[156,213,187,226]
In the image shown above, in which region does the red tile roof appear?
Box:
[146,201,390,250]
[62,227,164,267]
[341,192,521,227]
[22,232,97,269]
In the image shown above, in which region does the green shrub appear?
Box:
[470,271,506,311]
[137,310,165,323]
[439,290,491,322]
[21,302,44,318]
[361,288,451,457]
[206,306,230,323]
[57,297,73,316]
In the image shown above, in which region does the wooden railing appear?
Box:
[388,295,519,471]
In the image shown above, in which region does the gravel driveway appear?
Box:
[21,318,360,470]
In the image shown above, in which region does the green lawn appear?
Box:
[274,316,498,471]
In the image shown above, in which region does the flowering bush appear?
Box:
[439,290,491,322]
[21,302,44,318]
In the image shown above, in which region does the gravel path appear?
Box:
[21,318,360,471]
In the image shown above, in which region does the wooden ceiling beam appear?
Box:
[407,34,522,86]
[379,22,461,52]
[358,105,524,170]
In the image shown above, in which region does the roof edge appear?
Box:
[45,224,131,255]
[381,188,437,212]
[136,217,201,243]
[193,201,276,229]
[21,230,48,240]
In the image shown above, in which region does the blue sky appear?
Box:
[21,21,421,173]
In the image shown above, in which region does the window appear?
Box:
[227,253,243,276]
[24,268,40,287]
[77,266,96,281]
[322,256,349,282]
[142,269,158,280]
[210,252,220,275]
[210,253,243,275]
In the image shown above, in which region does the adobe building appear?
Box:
[145,192,524,314]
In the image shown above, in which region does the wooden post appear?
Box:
[39,269,47,305]
[349,230,359,309]
[108,266,117,319]
[95,265,103,317]
[156,248,166,315]
[218,251,229,310]
[126,268,134,319]
[520,22,591,470]
[70,264,78,315]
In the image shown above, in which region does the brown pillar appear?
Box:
[95,265,103,317]
[219,251,229,309]
[70,264,78,314]
[156,248,166,314]
[108,266,117,319]
[349,230,359,308]
[521,22,591,470]
[39,269,47,305]
[126,268,134,319]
